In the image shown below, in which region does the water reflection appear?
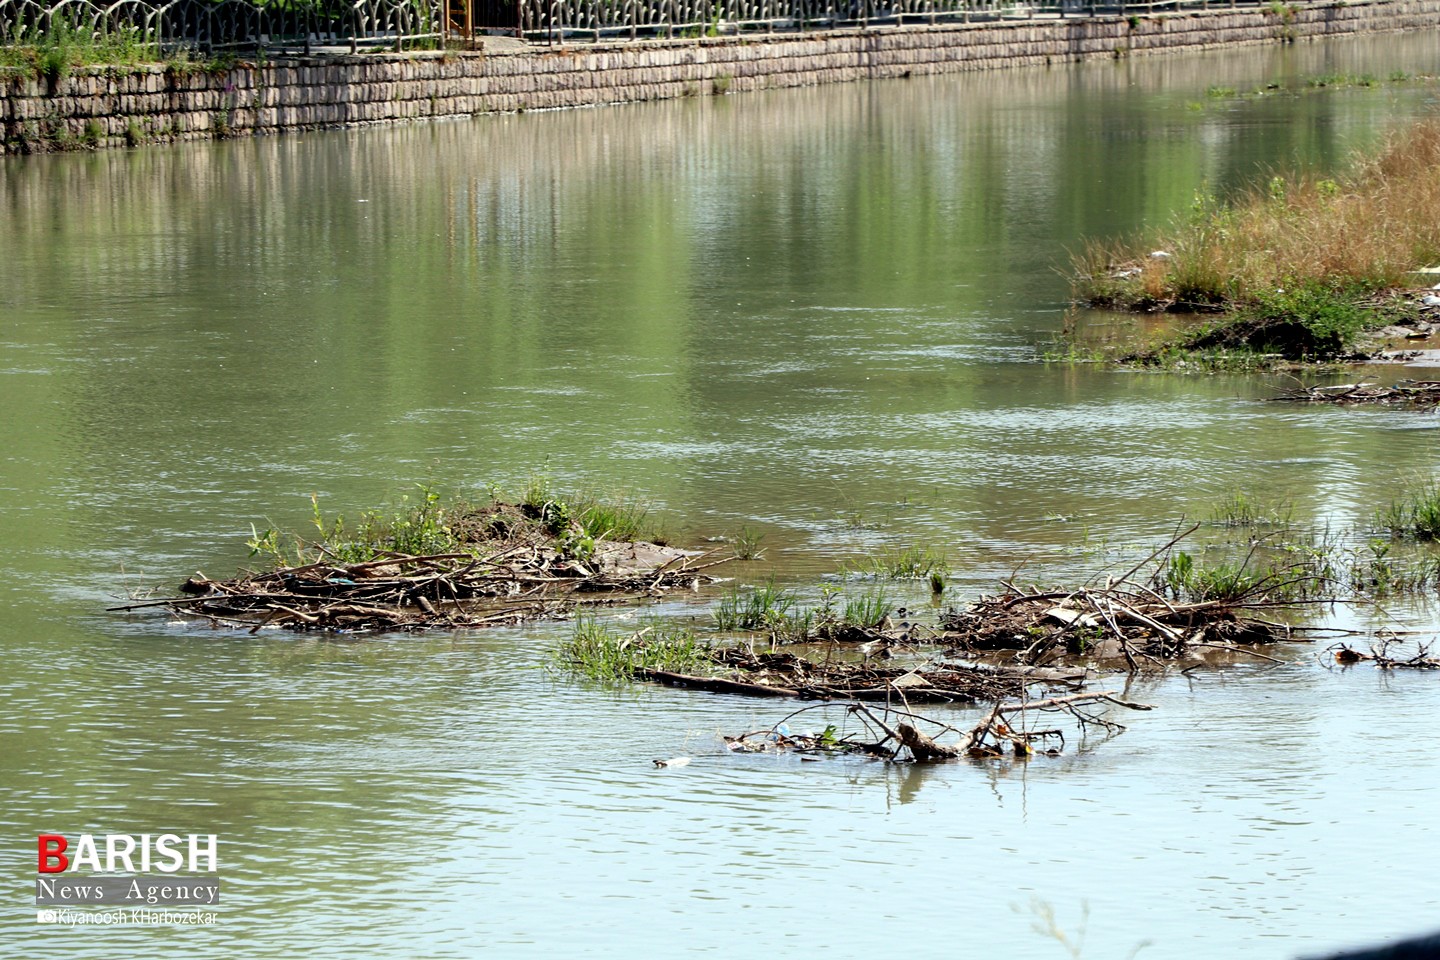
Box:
[4,32,1440,960]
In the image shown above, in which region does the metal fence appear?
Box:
[515,0,1323,42]
[0,0,1329,53]
[0,0,444,54]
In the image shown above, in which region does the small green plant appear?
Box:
[713,579,800,631]
[712,73,731,95]
[550,616,709,683]
[574,494,651,543]
[1160,542,1327,603]
[245,524,297,567]
[1377,479,1440,541]
[1306,71,1375,89]
[843,545,949,581]
[732,526,766,561]
[521,474,655,543]
[305,483,462,564]
[1041,341,1107,364]
[1161,551,1262,602]
[839,590,891,630]
[1205,491,1293,529]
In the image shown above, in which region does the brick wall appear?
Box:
[3,0,1436,152]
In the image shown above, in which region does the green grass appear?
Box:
[520,474,658,544]
[0,21,159,80]
[244,481,662,570]
[1305,71,1376,89]
[713,579,801,631]
[1345,538,1440,595]
[843,545,949,581]
[550,616,710,683]
[839,590,891,629]
[1157,547,1327,604]
[1071,117,1440,362]
[731,526,766,561]
[1205,491,1293,529]
[1377,479,1440,542]
[712,582,893,641]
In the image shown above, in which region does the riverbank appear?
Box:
[1066,114,1440,369]
[5,0,1439,153]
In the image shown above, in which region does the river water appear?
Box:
[4,33,1440,959]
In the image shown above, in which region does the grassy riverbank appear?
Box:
[1070,116,1440,365]
[0,23,160,79]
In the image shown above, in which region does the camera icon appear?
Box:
[36,910,58,924]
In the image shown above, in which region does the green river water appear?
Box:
[4,32,1440,959]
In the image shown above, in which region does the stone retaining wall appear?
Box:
[3,0,1437,152]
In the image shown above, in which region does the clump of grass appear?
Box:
[1160,551,1263,602]
[520,474,656,544]
[307,484,461,564]
[1205,491,1293,529]
[1157,547,1326,603]
[0,20,159,80]
[247,483,463,567]
[1377,479,1440,541]
[1346,538,1440,595]
[244,480,662,571]
[732,526,766,561]
[1072,117,1440,359]
[843,545,949,581]
[713,579,804,633]
[550,616,709,683]
[839,590,891,629]
[1305,71,1376,89]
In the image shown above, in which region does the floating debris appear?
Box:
[1268,379,1440,407]
[111,499,734,633]
[1328,637,1440,669]
[640,648,1074,704]
[938,585,1291,670]
[722,693,1153,764]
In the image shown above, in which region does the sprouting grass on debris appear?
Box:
[551,616,710,683]
[244,481,663,569]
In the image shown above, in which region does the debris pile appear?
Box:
[1269,380,1440,407]
[938,585,1289,669]
[722,693,1153,764]
[111,501,732,632]
[640,648,1082,704]
[1330,637,1440,669]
